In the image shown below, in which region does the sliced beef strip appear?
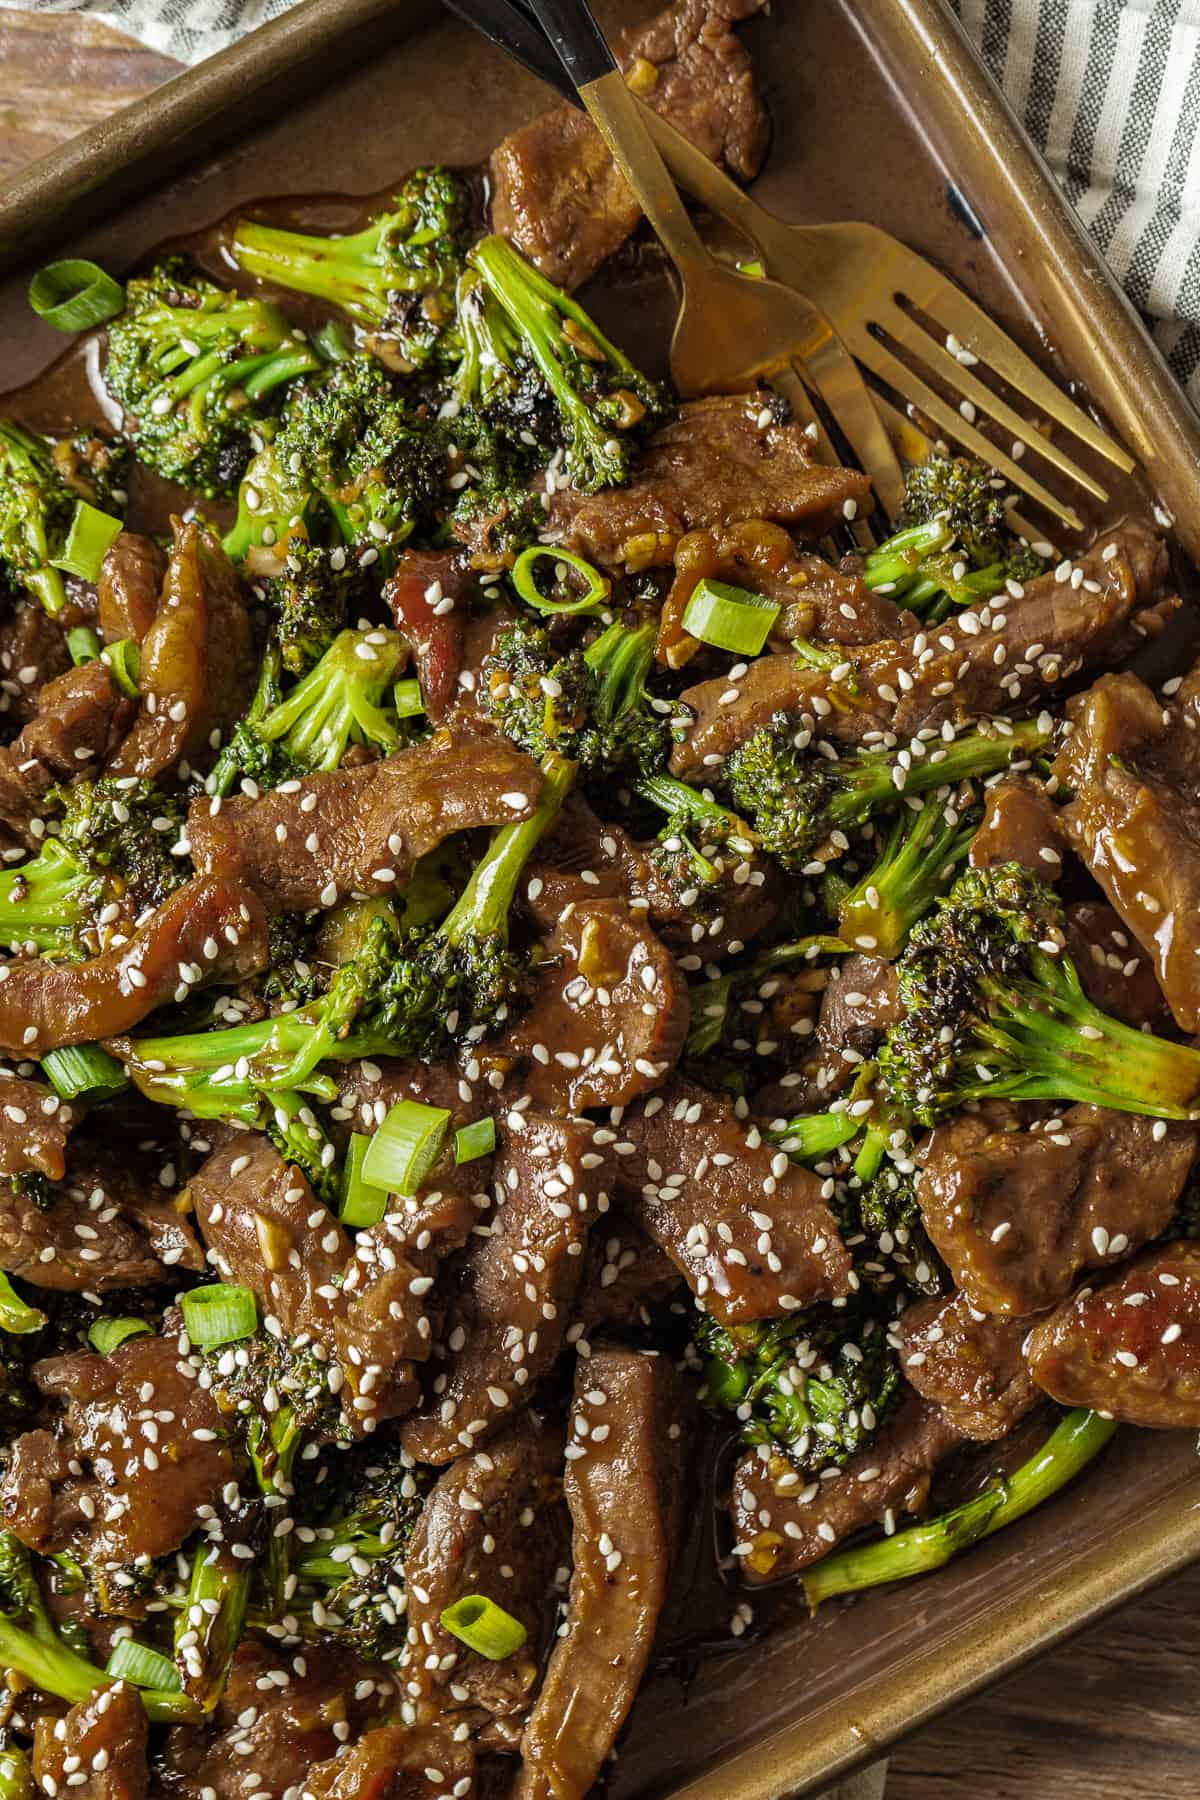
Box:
[917,1101,1196,1316]
[3,1327,237,1566]
[491,0,768,291]
[731,1389,963,1582]
[0,662,133,845]
[160,1640,390,1800]
[490,897,689,1112]
[1026,1238,1200,1428]
[305,1724,475,1800]
[616,1074,852,1325]
[332,1058,493,1424]
[0,598,71,728]
[0,1138,203,1291]
[403,1416,569,1749]
[547,395,872,576]
[527,792,782,961]
[672,526,1163,776]
[3,874,267,1058]
[381,548,472,722]
[1053,663,1200,1032]
[575,1211,682,1336]
[187,723,544,914]
[755,953,900,1117]
[1064,899,1171,1031]
[514,1347,691,1800]
[0,1073,77,1179]
[106,518,255,781]
[33,1680,149,1800]
[897,1289,1040,1440]
[967,775,1064,876]
[97,531,166,646]
[402,1115,615,1462]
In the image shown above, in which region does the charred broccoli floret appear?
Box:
[291,1438,427,1656]
[0,778,187,957]
[102,262,321,497]
[723,712,1050,873]
[697,1303,901,1474]
[0,418,80,617]
[879,861,1200,1125]
[231,168,468,370]
[482,617,670,779]
[262,540,357,677]
[467,235,666,493]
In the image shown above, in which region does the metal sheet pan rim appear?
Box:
[3,3,1200,1794]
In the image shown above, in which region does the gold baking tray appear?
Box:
[2,2,1199,1794]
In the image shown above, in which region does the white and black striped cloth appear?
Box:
[5,0,1198,408]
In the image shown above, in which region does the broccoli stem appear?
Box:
[802,1409,1118,1608]
[0,1273,46,1337]
[831,720,1050,834]
[0,1613,197,1721]
[838,800,976,958]
[0,838,95,958]
[174,1543,250,1710]
[438,752,575,954]
[862,519,953,593]
[233,219,407,332]
[635,773,758,849]
[247,1409,303,1620]
[767,1113,861,1161]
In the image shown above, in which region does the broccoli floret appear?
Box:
[0,418,79,617]
[0,1530,193,1720]
[0,778,187,958]
[482,616,670,779]
[861,455,1046,618]
[115,754,575,1119]
[103,262,321,498]
[232,168,469,370]
[724,712,1051,872]
[263,540,357,677]
[274,357,444,569]
[836,797,977,959]
[291,1439,427,1656]
[633,772,764,918]
[697,1303,901,1475]
[879,861,1200,1125]
[468,235,666,493]
[684,934,850,1070]
[55,432,131,516]
[854,1148,945,1298]
[222,433,323,570]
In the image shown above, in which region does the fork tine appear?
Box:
[792,332,906,521]
[874,301,1112,504]
[768,364,876,549]
[843,324,1086,532]
[902,274,1136,475]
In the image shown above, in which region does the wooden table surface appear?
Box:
[1,9,1199,1796]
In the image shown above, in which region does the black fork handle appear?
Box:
[521,0,618,88]
[440,0,580,104]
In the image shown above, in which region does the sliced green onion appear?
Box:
[394,677,425,720]
[51,502,123,581]
[101,637,142,698]
[454,1117,496,1164]
[181,1284,258,1349]
[41,1043,130,1103]
[0,1272,46,1337]
[439,1594,527,1661]
[105,1636,183,1692]
[67,626,102,666]
[511,545,611,616]
[89,1316,151,1355]
[29,260,125,332]
[737,258,766,279]
[339,1132,390,1228]
[362,1099,450,1198]
[0,1745,32,1800]
[767,1112,860,1163]
[681,579,780,655]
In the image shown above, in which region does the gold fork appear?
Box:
[634,104,1134,536]
[518,0,906,542]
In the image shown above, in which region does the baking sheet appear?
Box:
[2,2,1199,1795]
